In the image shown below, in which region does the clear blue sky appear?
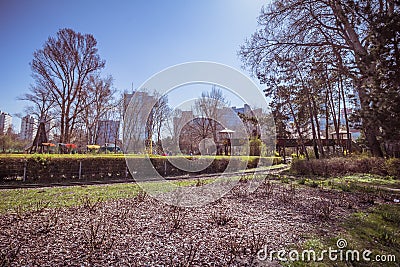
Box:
[0,0,268,131]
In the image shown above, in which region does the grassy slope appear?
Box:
[288,204,400,267]
[0,183,140,213]
[0,178,213,213]
[0,163,289,214]
[284,173,400,267]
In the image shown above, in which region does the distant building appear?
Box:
[123,91,155,116]
[172,104,263,154]
[44,120,54,141]
[221,104,262,138]
[0,111,12,134]
[20,115,35,141]
[97,120,120,145]
[318,107,361,141]
[231,104,252,115]
[123,91,157,150]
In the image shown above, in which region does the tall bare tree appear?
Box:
[152,94,171,152]
[30,28,105,143]
[240,0,399,157]
[18,85,55,124]
[141,92,170,153]
[194,86,229,143]
[80,75,115,145]
[123,90,156,153]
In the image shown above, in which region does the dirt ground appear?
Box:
[0,179,373,266]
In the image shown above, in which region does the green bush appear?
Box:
[386,158,400,177]
[249,138,262,156]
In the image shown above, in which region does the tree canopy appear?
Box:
[30,28,108,144]
[240,0,400,157]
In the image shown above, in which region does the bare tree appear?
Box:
[123,90,155,153]
[152,94,171,153]
[166,109,194,154]
[140,92,170,153]
[179,117,225,155]
[240,0,399,157]
[81,75,115,145]
[193,87,229,143]
[30,28,105,143]
[18,85,55,123]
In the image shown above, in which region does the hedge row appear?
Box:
[290,157,400,177]
[0,156,282,183]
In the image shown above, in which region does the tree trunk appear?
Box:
[60,103,65,143]
[356,88,384,157]
[340,74,351,154]
[304,85,319,159]
[330,1,384,157]
[288,102,309,160]
[325,89,330,153]
[311,94,324,157]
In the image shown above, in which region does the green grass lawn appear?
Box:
[293,173,400,191]
[0,183,141,213]
[0,162,288,214]
[286,203,400,267]
[278,173,400,267]
[0,179,217,214]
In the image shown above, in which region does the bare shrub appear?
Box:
[386,158,400,177]
[222,231,266,265]
[224,233,246,264]
[79,195,103,213]
[35,210,59,235]
[195,178,205,187]
[262,179,274,199]
[10,204,27,220]
[82,217,114,254]
[230,183,248,198]
[277,183,296,204]
[168,239,199,267]
[239,174,251,183]
[245,231,265,256]
[314,199,336,220]
[118,206,131,222]
[135,188,147,203]
[210,209,233,226]
[0,242,21,267]
[291,157,390,177]
[32,200,51,213]
[166,206,186,231]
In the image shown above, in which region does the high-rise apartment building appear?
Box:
[97,120,120,145]
[0,111,12,134]
[20,115,35,141]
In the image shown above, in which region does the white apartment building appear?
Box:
[20,115,35,141]
[0,111,12,134]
